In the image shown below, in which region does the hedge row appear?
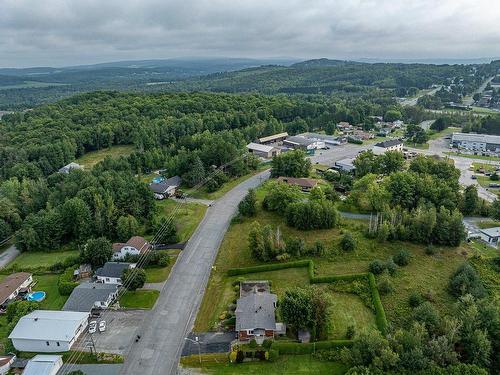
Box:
[368,273,388,334]
[271,340,353,354]
[227,260,312,276]
[227,260,388,335]
[58,267,79,296]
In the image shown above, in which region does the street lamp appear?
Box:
[184,336,203,364]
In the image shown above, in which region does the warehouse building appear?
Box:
[451,133,500,154]
[246,142,281,158]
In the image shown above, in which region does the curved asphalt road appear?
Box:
[120,169,271,375]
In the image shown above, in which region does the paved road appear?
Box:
[463,76,495,106]
[120,169,271,375]
[0,244,19,269]
[400,86,442,106]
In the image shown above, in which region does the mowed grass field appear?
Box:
[120,289,160,309]
[6,249,79,271]
[75,145,135,169]
[156,200,207,242]
[194,183,470,332]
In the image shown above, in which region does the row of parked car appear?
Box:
[89,320,106,334]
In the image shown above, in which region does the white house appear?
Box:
[149,176,182,199]
[0,272,33,309]
[95,262,135,285]
[478,227,500,245]
[372,139,404,155]
[9,310,89,352]
[23,355,63,375]
[112,236,150,260]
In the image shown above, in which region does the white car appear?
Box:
[99,320,106,332]
[88,321,97,334]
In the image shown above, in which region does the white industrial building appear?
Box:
[451,133,500,154]
[372,139,404,155]
[284,136,325,150]
[246,142,281,158]
[23,355,63,375]
[334,158,356,172]
[9,310,88,352]
[478,227,500,245]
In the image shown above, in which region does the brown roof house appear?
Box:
[277,176,318,192]
[235,281,284,344]
[112,236,151,261]
[0,272,33,310]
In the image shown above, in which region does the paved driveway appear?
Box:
[120,169,271,375]
[0,244,19,269]
[181,332,235,356]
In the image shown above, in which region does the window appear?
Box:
[46,341,50,346]
[106,278,110,282]
[57,342,60,346]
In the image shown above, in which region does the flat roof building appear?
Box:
[258,132,289,145]
[451,132,500,153]
[284,136,325,151]
[23,355,63,375]
[246,142,281,158]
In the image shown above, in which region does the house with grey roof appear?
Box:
[284,135,325,151]
[235,281,279,343]
[478,226,500,246]
[372,138,403,155]
[63,283,118,312]
[149,176,182,199]
[95,262,135,285]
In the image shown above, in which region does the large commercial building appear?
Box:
[246,142,281,158]
[284,136,325,151]
[451,133,500,154]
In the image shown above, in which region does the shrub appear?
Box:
[122,268,146,291]
[236,350,244,363]
[268,349,279,361]
[346,325,356,339]
[448,263,486,298]
[412,302,440,333]
[58,267,79,296]
[340,232,356,252]
[285,200,339,230]
[377,275,394,295]
[262,339,273,349]
[408,291,424,307]
[425,245,437,255]
[393,249,411,266]
[229,351,237,363]
[238,189,257,217]
[369,259,386,275]
[385,258,398,276]
[249,339,258,348]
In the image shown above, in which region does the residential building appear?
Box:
[95,262,135,285]
[276,176,318,192]
[478,227,500,245]
[284,136,325,150]
[149,176,182,199]
[334,158,356,172]
[0,272,33,309]
[9,310,89,352]
[372,139,404,155]
[235,281,279,343]
[58,162,82,174]
[246,142,281,158]
[352,130,374,140]
[73,264,92,280]
[258,132,288,145]
[451,133,500,154]
[63,283,119,312]
[23,355,63,375]
[112,236,150,261]
[0,355,14,375]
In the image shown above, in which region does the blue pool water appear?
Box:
[26,291,46,302]
[152,176,165,183]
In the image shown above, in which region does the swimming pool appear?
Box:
[25,291,46,302]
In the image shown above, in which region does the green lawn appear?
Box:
[6,250,79,272]
[145,255,178,283]
[120,289,159,309]
[469,240,498,258]
[427,127,459,141]
[189,165,269,200]
[156,200,207,242]
[195,182,470,331]
[35,274,69,310]
[75,145,135,169]
[476,220,500,229]
[445,152,500,162]
[186,355,347,375]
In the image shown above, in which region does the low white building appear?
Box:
[112,236,150,261]
[334,158,356,172]
[95,262,135,285]
[9,310,89,352]
[23,355,63,375]
[246,142,281,158]
[284,136,325,150]
[451,133,500,154]
[478,227,500,245]
[372,139,404,155]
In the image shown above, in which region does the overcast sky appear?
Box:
[1,0,499,67]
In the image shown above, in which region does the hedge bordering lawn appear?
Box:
[271,340,353,354]
[227,260,388,335]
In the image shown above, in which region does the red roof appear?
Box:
[112,236,150,253]
[277,176,318,189]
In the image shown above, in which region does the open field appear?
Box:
[156,200,207,242]
[120,289,160,309]
[75,145,135,169]
[183,354,348,375]
[194,183,469,331]
[145,255,178,283]
[5,250,79,271]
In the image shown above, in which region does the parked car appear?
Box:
[99,320,106,332]
[89,321,97,334]
[471,175,477,180]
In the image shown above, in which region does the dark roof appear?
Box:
[374,139,403,148]
[0,272,31,304]
[284,136,315,146]
[62,283,118,312]
[235,293,277,331]
[95,262,132,278]
[149,176,181,194]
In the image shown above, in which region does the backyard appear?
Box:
[75,145,135,169]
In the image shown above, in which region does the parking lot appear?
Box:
[74,309,149,354]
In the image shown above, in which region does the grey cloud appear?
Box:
[0,0,499,67]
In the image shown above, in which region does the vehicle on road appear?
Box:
[471,175,477,179]
[89,321,97,334]
[99,320,106,332]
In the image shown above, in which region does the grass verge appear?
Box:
[120,289,159,309]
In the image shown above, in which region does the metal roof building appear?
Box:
[23,355,63,375]
[63,282,118,312]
